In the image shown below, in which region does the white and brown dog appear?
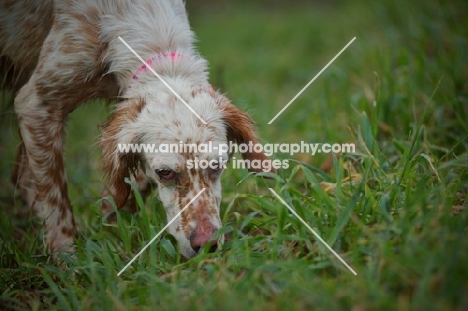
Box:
[0,0,271,259]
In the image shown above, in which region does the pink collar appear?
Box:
[131,53,181,81]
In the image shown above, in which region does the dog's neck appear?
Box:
[97,0,208,92]
[121,50,210,100]
[130,53,182,82]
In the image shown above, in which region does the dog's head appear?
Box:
[101,84,271,258]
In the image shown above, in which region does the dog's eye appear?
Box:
[156,169,176,181]
[210,166,223,174]
[208,165,223,177]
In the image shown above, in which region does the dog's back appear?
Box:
[0,0,54,91]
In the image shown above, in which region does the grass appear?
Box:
[1,0,467,310]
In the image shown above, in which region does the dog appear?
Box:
[0,0,271,259]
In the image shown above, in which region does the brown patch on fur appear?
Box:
[177,167,219,238]
[101,98,147,208]
[177,169,198,236]
[219,98,275,173]
[61,224,76,238]
[191,86,215,99]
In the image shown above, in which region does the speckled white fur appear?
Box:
[2,0,270,259]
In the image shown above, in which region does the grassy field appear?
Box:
[1,0,467,310]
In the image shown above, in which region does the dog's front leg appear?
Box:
[14,78,76,255]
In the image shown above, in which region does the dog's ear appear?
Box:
[220,99,275,173]
[101,98,145,207]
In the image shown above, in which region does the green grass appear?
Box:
[1,0,467,310]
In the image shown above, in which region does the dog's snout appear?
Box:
[189,222,218,253]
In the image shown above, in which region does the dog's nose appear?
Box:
[190,223,218,253]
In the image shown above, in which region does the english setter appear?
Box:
[1,0,271,259]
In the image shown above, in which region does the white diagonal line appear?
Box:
[268,37,356,124]
[117,188,206,276]
[118,36,207,124]
[268,188,357,276]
